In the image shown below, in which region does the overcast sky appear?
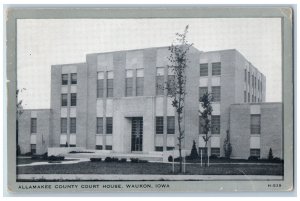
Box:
[17,18,281,109]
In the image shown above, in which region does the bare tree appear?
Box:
[16,88,26,155]
[166,25,193,173]
[199,92,213,166]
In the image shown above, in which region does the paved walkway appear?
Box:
[17,158,90,167]
[17,174,283,181]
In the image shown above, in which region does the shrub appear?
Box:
[31,155,40,160]
[104,157,112,162]
[48,155,65,161]
[248,156,259,161]
[120,158,127,163]
[24,152,32,156]
[69,151,95,154]
[111,157,119,162]
[272,157,283,162]
[42,152,48,160]
[90,158,102,162]
[189,140,199,160]
[130,158,139,163]
[168,155,173,162]
[139,159,148,163]
[268,148,274,160]
[209,154,219,160]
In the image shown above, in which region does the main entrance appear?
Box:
[131,117,143,152]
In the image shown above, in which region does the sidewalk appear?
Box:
[17,174,283,181]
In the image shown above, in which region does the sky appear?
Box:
[17,18,282,109]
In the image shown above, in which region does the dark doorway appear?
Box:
[131,117,143,152]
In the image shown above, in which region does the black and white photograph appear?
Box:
[5,7,294,193]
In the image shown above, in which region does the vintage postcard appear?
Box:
[6,7,294,193]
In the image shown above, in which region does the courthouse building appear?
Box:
[18,46,283,159]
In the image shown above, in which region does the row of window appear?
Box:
[61,93,77,106]
[61,118,77,133]
[199,115,220,134]
[97,78,114,98]
[125,77,144,96]
[244,91,261,103]
[244,69,263,92]
[155,116,175,134]
[199,87,221,102]
[200,62,221,77]
[197,148,260,157]
[62,73,77,85]
[96,117,113,134]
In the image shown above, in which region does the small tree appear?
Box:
[223,130,232,159]
[268,148,274,160]
[189,140,198,160]
[199,92,213,166]
[166,25,193,173]
[16,88,26,155]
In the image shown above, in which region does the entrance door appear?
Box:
[131,117,143,152]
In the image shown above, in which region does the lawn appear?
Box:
[17,161,283,175]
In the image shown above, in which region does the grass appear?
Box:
[17,161,283,175]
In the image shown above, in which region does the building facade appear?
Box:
[18,46,282,159]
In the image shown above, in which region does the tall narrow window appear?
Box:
[30,118,37,133]
[136,69,144,96]
[200,63,208,76]
[248,72,250,84]
[244,91,247,102]
[252,75,254,88]
[71,73,77,84]
[212,86,221,102]
[254,77,257,89]
[125,70,133,97]
[156,117,164,134]
[106,117,113,134]
[244,69,247,82]
[156,68,164,95]
[107,71,114,98]
[61,118,67,133]
[248,92,250,102]
[97,117,103,134]
[250,149,260,157]
[70,118,76,134]
[62,74,68,85]
[61,94,68,106]
[211,115,220,134]
[199,87,208,100]
[71,93,77,106]
[251,114,261,134]
[167,75,175,95]
[167,116,175,134]
[212,62,221,76]
[97,72,104,98]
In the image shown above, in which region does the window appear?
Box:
[70,144,76,147]
[62,74,68,85]
[252,95,254,102]
[71,73,77,84]
[71,93,77,106]
[248,72,250,84]
[254,77,257,89]
[167,147,175,151]
[156,117,164,134]
[155,146,163,152]
[30,118,37,133]
[105,145,112,150]
[97,79,104,98]
[106,117,113,134]
[211,148,220,157]
[244,91,247,102]
[199,87,208,100]
[96,145,103,150]
[70,118,76,134]
[200,63,208,76]
[136,77,144,96]
[248,92,250,102]
[167,116,175,134]
[211,115,220,134]
[199,116,205,134]
[125,77,133,97]
[251,114,261,134]
[156,75,164,95]
[30,144,36,154]
[167,75,175,95]
[61,94,68,106]
[252,75,254,88]
[212,62,221,76]
[244,69,247,82]
[199,147,208,156]
[212,86,221,102]
[250,149,260,157]
[107,79,114,97]
[61,118,67,133]
[96,117,103,134]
